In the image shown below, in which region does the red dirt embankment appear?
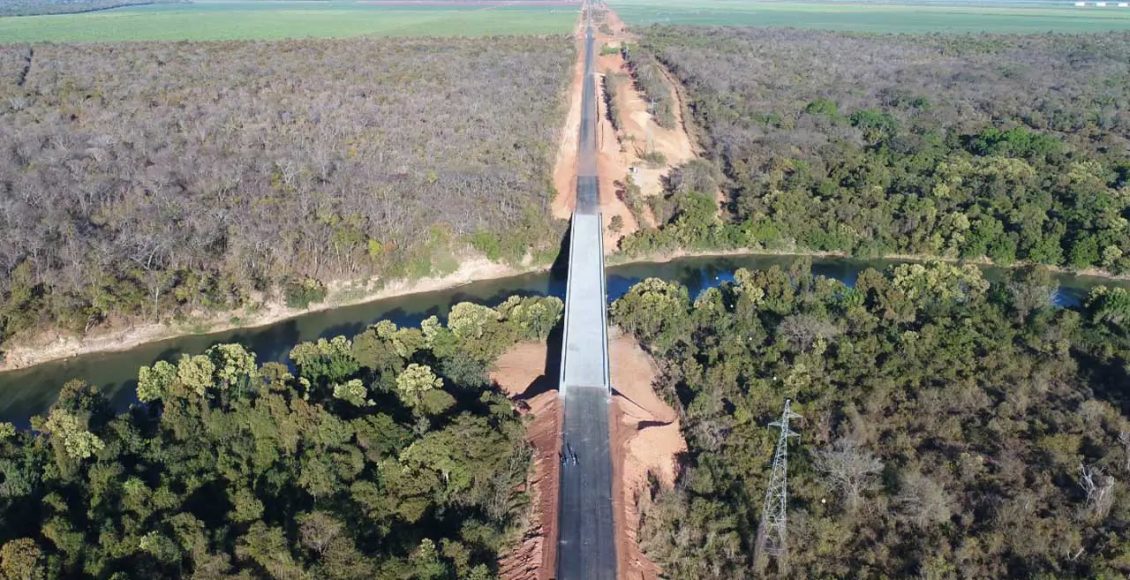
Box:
[493,342,561,580]
[580,7,703,250]
[493,333,686,579]
[609,330,686,579]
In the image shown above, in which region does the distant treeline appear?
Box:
[0,0,183,17]
[623,28,1130,277]
[0,37,571,353]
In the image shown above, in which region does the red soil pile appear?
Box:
[608,330,687,579]
[493,342,562,580]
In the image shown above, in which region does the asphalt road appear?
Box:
[554,11,617,579]
[576,18,599,211]
[557,387,617,580]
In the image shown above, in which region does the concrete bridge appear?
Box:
[555,6,617,579]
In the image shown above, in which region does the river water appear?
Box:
[0,254,1119,425]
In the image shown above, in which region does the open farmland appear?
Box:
[0,1,577,43]
[0,36,572,345]
[610,0,1130,33]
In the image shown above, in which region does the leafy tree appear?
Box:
[176,355,215,397]
[395,364,443,409]
[332,379,371,407]
[447,302,499,340]
[618,263,1130,577]
[497,295,564,341]
[1087,286,1130,329]
[290,337,359,384]
[0,310,532,576]
[0,538,45,580]
[627,27,1130,273]
[206,343,258,391]
[611,278,690,351]
[40,410,103,461]
[136,360,177,403]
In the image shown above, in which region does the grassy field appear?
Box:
[0,1,578,43]
[610,0,1130,33]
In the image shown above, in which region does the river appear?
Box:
[0,254,1120,425]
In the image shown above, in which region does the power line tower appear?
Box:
[754,398,801,575]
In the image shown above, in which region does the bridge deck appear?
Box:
[559,212,609,394]
[555,8,616,579]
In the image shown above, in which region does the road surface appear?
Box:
[555,7,617,579]
[557,387,616,580]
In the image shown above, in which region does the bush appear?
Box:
[284,277,327,309]
[641,150,667,168]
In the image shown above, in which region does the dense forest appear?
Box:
[612,261,1130,577]
[0,294,564,577]
[624,28,1130,276]
[0,37,571,353]
[0,0,181,17]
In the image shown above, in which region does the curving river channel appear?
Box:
[0,254,1123,426]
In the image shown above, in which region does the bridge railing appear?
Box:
[558,212,579,397]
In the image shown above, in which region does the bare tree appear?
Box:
[776,314,841,353]
[1120,430,1130,475]
[0,36,573,343]
[815,437,883,513]
[1078,463,1115,523]
[893,470,953,528]
[298,511,343,557]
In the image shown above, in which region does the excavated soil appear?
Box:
[608,329,687,579]
[492,332,687,580]
[551,7,703,251]
[589,9,703,250]
[493,342,562,580]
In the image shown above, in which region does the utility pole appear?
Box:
[754,398,800,575]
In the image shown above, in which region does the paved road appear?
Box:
[578,16,596,213]
[557,387,616,580]
[555,9,617,579]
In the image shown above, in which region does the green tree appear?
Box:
[332,379,372,407]
[290,336,359,383]
[137,360,177,402]
[395,364,443,408]
[611,278,690,351]
[447,302,499,340]
[41,409,104,460]
[0,538,44,580]
[206,343,258,391]
[498,295,564,341]
[176,354,216,397]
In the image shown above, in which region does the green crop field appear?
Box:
[0,1,578,43]
[610,0,1130,33]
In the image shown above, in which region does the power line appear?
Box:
[754,398,800,574]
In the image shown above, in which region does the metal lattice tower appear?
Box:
[754,398,801,573]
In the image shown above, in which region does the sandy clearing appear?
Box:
[610,49,696,202]
[595,70,639,250]
[585,6,703,251]
[493,341,562,580]
[608,329,687,580]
